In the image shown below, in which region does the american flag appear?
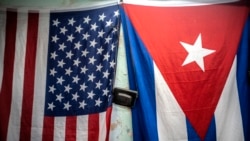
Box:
[0,3,120,141]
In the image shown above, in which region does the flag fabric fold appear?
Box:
[0,2,121,141]
[121,1,250,141]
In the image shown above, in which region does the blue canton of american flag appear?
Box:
[45,5,120,116]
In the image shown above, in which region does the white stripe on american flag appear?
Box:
[31,12,49,141]
[7,11,28,141]
[77,115,88,141]
[0,10,17,141]
[99,110,107,141]
[154,62,188,141]
[214,57,244,141]
[0,10,6,90]
[54,117,66,141]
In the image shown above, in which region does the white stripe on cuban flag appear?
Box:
[215,57,244,141]
[154,62,188,141]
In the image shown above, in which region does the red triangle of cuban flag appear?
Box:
[123,2,248,140]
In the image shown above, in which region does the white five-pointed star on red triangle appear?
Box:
[180,33,216,72]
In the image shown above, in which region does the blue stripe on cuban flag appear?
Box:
[237,15,250,141]
[120,7,158,141]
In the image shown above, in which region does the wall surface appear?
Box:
[0,0,133,140]
[110,25,133,141]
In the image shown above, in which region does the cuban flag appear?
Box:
[121,0,250,141]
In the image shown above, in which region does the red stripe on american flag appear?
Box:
[42,117,55,141]
[66,116,77,141]
[105,107,112,141]
[19,12,39,141]
[88,113,99,141]
[0,10,17,141]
